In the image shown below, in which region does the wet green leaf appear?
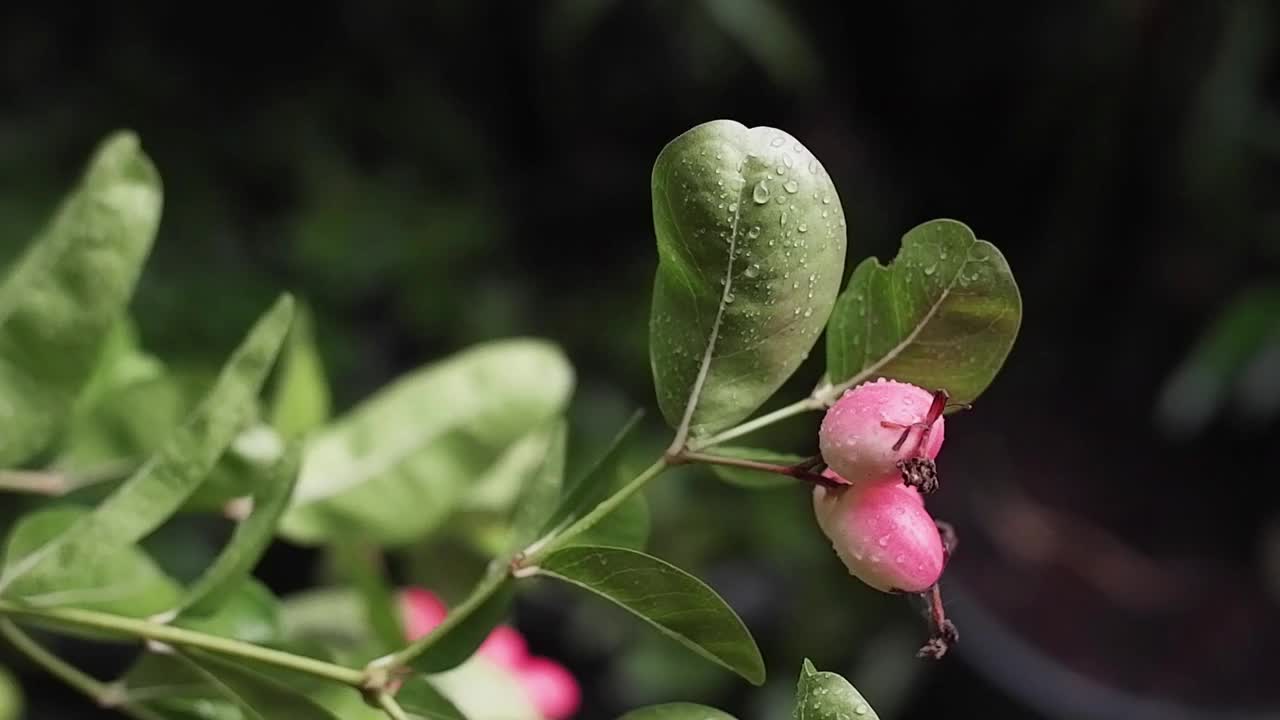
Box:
[649,120,846,438]
[793,659,879,720]
[825,219,1021,406]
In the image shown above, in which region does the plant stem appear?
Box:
[0,601,367,687]
[376,692,411,720]
[527,456,670,563]
[0,620,167,720]
[368,570,508,673]
[687,396,826,451]
[677,451,843,488]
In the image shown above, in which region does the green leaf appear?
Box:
[0,295,294,598]
[73,317,165,414]
[570,493,649,551]
[504,419,567,555]
[326,541,404,653]
[536,545,764,685]
[269,303,332,440]
[173,649,342,720]
[0,507,180,616]
[618,703,738,720]
[178,445,301,616]
[539,411,643,538]
[707,447,807,489]
[303,675,467,720]
[120,653,235,719]
[825,219,1021,407]
[460,424,560,516]
[280,338,574,546]
[0,663,22,720]
[174,579,283,645]
[794,659,879,720]
[649,120,847,438]
[0,131,163,466]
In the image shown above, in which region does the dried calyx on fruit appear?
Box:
[818,378,949,493]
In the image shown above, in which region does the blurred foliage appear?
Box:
[0,1,1276,719]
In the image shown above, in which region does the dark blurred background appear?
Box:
[2,1,1279,718]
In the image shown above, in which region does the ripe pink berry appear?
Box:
[818,378,945,485]
[517,656,582,720]
[400,588,448,640]
[478,624,529,668]
[813,473,944,593]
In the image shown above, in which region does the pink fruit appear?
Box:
[818,378,945,485]
[517,656,582,720]
[478,624,529,669]
[813,473,944,593]
[400,588,448,640]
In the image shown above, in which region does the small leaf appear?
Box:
[280,339,574,546]
[793,659,879,720]
[0,296,294,597]
[504,420,567,554]
[825,219,1021,406]
[618,702,738,720]
[538,411,643,538]
[179,446,301,616]
[707,447,807,489]
[0,507,180,616]
[536,545,764,685]
[174,579,283,644]
[173,649,341,720]
[0,132,163,466]
[649,120,847,438]
[269,303,332,440]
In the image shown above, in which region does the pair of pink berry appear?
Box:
[399,588,582,720]
[813,379,953,596]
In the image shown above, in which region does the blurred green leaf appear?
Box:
[701,0,821,89]
[650,120,846,438]
[504,419,567,555]
[0,131,163,466]
[174,649,341,720]
[302,674,467,720]
[0,296,294,599]
[73,317,165,415]
[708,447,807,489]
[539,411,643,538]
[269,303,332,440]
[619,703,737,720]
[179,446,300,616]
[793,659,879,720]
[279,587,378,665]
[0,663,21,720]
[395,675,469,720]
[461,424,560,516]
[536,544,765,685]
[0,507,180,616]
[55,372,195,477]
[280,339,574,546]
[430,656,540,720]
[825,219,1021,406]
[570,493,649,551]
[327,541,403,653]
[174,579,283,645]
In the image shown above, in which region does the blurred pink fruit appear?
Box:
[517,656,582,720]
